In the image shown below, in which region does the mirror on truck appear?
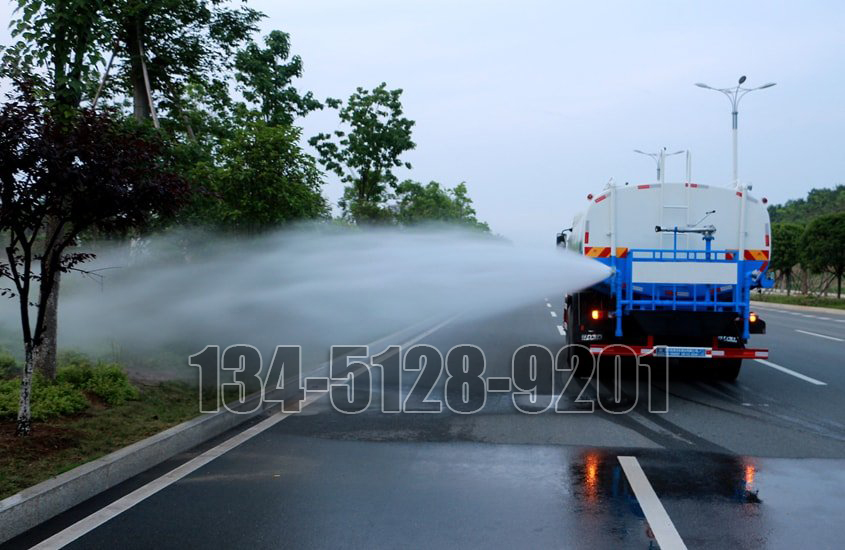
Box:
[556,228,572,248]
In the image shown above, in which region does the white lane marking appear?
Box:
[546,303,552,308]
[618,456,687,550]
[550,311,557,318]
[32,317,457,550]
[557,325,565,336]
[754,359,827,386]
[795,329,844,342]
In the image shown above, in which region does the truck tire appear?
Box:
[714,359,742,382]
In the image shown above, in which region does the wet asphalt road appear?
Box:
[6,300,845,549]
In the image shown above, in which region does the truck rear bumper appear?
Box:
[586,344,768,360]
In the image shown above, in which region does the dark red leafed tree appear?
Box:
[0,77,189,436]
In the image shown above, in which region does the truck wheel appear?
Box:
[714,359,742,382]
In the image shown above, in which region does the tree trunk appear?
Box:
[33,272,60,380]
[786,271,791,296]
[838,269,842,299]
[33,217,62,380]
[16,344,35,436]
[126,17,151,122]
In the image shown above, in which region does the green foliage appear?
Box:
[85,364,140,405]
[234,30,322,126]
[0,376,88,420]
[395,181,490,231]
[0,351,20,379]
[309,83,416,222]
[5,0,110,113]
[0,353,139,419]
[768,185,845,224]
[770,222,804,281]
[184,120,328,231]
[801,212,845,297]
[56,354,140,405]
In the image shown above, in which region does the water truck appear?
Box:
[557,181,772,380]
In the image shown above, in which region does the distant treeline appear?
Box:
[767,185,845,298]
[768,185,845,224]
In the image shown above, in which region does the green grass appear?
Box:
[0,381,204,500]
[753,292,845,310]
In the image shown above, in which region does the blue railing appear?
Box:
[602,247,757,339]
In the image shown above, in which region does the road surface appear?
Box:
[6,301,845,549]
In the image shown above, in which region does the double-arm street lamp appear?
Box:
[695,76,776,187]
[634,147,684,183]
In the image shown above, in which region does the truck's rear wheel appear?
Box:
[713,359,742,382]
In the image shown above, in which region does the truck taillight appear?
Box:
[590,309,603,321]
[749,312,757,323]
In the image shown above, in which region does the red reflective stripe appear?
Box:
[637,184,650,189]
[595,194,607,203]
[765,234,770,246]
[736,191,743,197]
[585,345,769,359]
[584,231,589,244]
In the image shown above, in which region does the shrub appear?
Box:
[0,352,139,419]
[0,376,88,420]
[31,380,89,420]
[85,364,139,405]
[0,351,20,379]
[56,362,94,388]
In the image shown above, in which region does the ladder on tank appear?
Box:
[657,182,692,251]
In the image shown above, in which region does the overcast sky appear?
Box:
[3,0,844,243]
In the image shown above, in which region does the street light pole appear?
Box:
[695,76,776,187]
[634,148,684,183]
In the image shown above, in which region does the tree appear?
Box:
[0,78,189,435]
[5,0,113,380]
[233,30,323,127]
[395,181,490,231]
[770,222,804,295]
[309,83,415,222]
[801,213,845,298]
[768,185,845,224]
[102,0,263,125]
[186,121,328,231]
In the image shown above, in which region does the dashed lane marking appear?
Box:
[795,329,843,342]
[754,359,827,386]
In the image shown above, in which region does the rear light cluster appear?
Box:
[590,309,603,321]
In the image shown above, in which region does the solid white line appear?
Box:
[30,408,301,550]
[32,317,457,550]
[557,325,565,336]
[795,329,844,342]
[617,456,687,550]
[550,311,557,318]
[754,359,827,386]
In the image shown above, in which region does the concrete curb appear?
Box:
[751,300,845,316]
[0,391,276,544]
